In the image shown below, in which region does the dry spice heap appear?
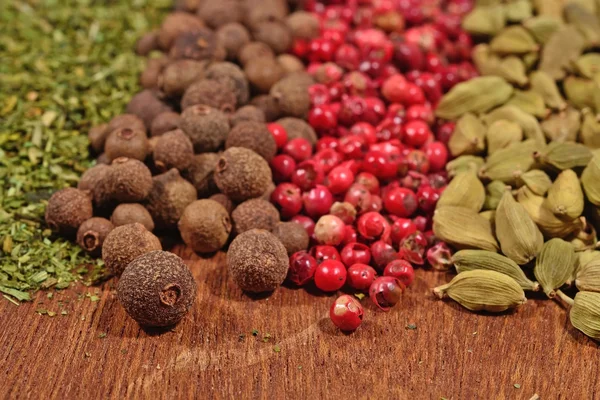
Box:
[431,0,600,341]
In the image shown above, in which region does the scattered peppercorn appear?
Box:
[102,223,162,276]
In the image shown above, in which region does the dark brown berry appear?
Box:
[97,153,110,165]
[169,29,226,62]
[285,11,320,40]
[225,121,276,161]
[95,158,153,207]
[175,0,201,12]
[106,114,146,135]
[184,153,220,198]
[178,199,232,253]
[76,217,114,256]
[209,193,234,214]
[197,0,243,29]
[104,128,149,162]
[158,59,208,97]
[102,223,162,276]
[276,117,318,145]
[260,181,276,201]
[111,203,155,232]
[270,75,311,118]
[126,89,173,129]
[181,80,236,112]
[238,41,275,66]
[150,112,180,137]
[145,169,197,230]
[45,188,93,237]
[250,95,281,122]
[117,251,197,327]
[244,58,285,94]
[78,163,110,193]
[205,62,249,106]
[136,30,159,56]
[232,198,280,234]
[245,0,289,29]
[179,105,230,153]
[214,147,272,202]
[88,123,108,154]
[271,221,310,255]
[277,54,304,75]
[157,12,205,50]
[140,57,168,89]
[227,229,288,293]
[230,105,266,127]
[153,129,194,172]
[216,23,250,60]
[252,21,292,54]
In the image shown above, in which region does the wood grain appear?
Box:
[1,244,598,399]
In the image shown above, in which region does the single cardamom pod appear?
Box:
[505,0,533,22]
[570,221,597,251]
[462,5,507,36]
[517,187,585,238]
[495,191,544,264]
[490,26,539,54]
[473,45,530,86]
[446,155,485,177]
[529,70,567,110]
[569,291,600,340]
[533,141,593,171]
[576,259,600,292]
[564,75,596,110]
[518,169,552,196]
[523,51,540,71]
[479,210,496,229]
[565,3,600,49]
[448,113,486,156]
[540,108,581,143]
[534,238,577,297]
[479,139,537,184]
[433,270,527,312]
[500,56,530,86]
[453,250,539,291]
[506,90,548,118]
[482,105,546,145]
[437,171,485,211]
[581,154,600,205]
[573,53,600,78]
[433,206,499,252]
[533,0,566,18]
[486,120,523,154]
[580,109,600,148]
[483,180,507,210]
[546,169,585,220]
[523,16,563,44]
[435,76,514,120]
[579,250,600,269]
[539,26,586,80]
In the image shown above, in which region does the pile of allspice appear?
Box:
[44,0,318,327]
[431,0,600,341]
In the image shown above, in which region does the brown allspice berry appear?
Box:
[209,193,235,214]
[175,0,201,12]
[245,0,289,29]
[250,95,281,122]
[45,188,93,237]
[232,199,280,234]
[197,0,243,29]
[230,105,266,127]
[285,11,320,40]
[76,217,114,256]
[227,229,288,293]
[179,199,232,253]
[111,203,155,232]
[106,114,146,136]
[205,62,249,106]
[271,221,309,255]
[153,129,194,172]
[136,30,159,56]
[150,111,180,137]
[277,54,305,74]
[104,127,149,162]
[238,41,275,66]
[244,58,285,93]
[96,153,110,165]
[95,158,153,206]
[216,23,251,60]
[78,163,110,193]
[169,29,226,62]
[158,59,208,97]
[276,117,318,145]
[260,182,276,201]
[126,89,173,129]
[181,80,236,112]
[184,153,220,198]
[214,147,272,202]
[271,75,311,118]
[140,56,168,90]
[102,223,162,276]
[225,121,277,161]
[117,251,197,327]
[253,21,292,54]
[145,169,197,230]
[88,123,108,154]
[180,105,230,153]
[147,136,160,154]
[157,12,205,50]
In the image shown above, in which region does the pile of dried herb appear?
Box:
[0,0,169,303]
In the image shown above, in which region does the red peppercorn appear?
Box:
[384,259,415,287]
[436,121,455,144]
[309,38,337,62]
[288,251,318,286]
[357,212,391,241]
[314,148,343,174]
[311,245,341,264]
[314,259,347,292]
[303,185,334,218]
[267,123,288,149]
[362,150,398,180]
[291,215,316,236]
[355,172,380,194]
[383,187,418,218]
[405,104,434,125]
[393,41,425,72]
[270,154,297,183]
[271,183,303,219]
[369,276,404,311]
[363,97,386,125]
[370,240,397,270]
[340,242,371,267]
[402,120,431,148]
[423,141,448,172]
[292,160,325,192]
[338,134,367,160]
[416,185,439,213]
[283,138,313,162]
[335,43,361,70]
[412,215,429,232]
[314,215,346,246]
[350,122,378,144]
[402,83,427,106]
[326,166,355,194]
[344,183,373,214]
[405,149,430,174]
[309,83,331,106]
[381,74,407,103]
[426,241,453,271]
[330,294,364,331]
[390,218,417,245]
[398,231,428,265]
[347,263,376,291]
[369,194,383,212]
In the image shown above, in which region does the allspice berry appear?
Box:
[197,0,243,29]
[117,251,197,327]
[153,129,194,172]
[78,163,109,193]
[205,62,250,106]
[245,0,288,30]
[158,59,208,97]
[157,12,205,50]
[225,121,277,161]
[140,56,167,89]
[102,223,162,276]
[104,127,149,162]
[209,193,234,214]
[181,80,236,112]
[227,229,288,293]
[169,29,226,62]
[232,198,280,234]
[244,58,285,93]
[271,221,309,255]
[216,23,250,60]
[285,11,320,40]
[214,147,272,202]
[180,105,230,153]
[252,21,292,54]
[251,95,281,122]
[145,169,197,230]
[106,114,146,136]
[111,203,155,232]
[178,199,232,253]
[277,54,304,74]
[126,89,173,129]
[95,158,153,206]
[136,30,159,56]
[238,41,275,66]
[76,217,114,256]
[276,117,318,145]
[150,112,180,137]
[45,188,93,237]
[88,123,108,154]
[230,105,266,127]
[184,153,220,197]
[270,75,311,118]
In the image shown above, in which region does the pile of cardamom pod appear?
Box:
[430,0,600,341]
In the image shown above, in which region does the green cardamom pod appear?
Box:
[533,141,593,171]
[569,291,600,340]
[479,139,538,184]
[529,70,567,110]
[533,0,566,18]
[580,109,600,148]
[483,180,507,210]
[523,16,563,44]
[581,154,600,205]
[500,56,530,86]
[495,191,544,264]
[505,0,533,22]
[473,45,530,86]
[433,206,499,252]
[486,119,523,154]
[437,171,485,211]
[579,250,600,269]
[546,169,585,220]
[565,3,600,49]
[534,238,577,297]
[448,113,486,156]
[506,90,548,118]
[539,26,586,80]
[490,26,539,54]
[462,5,507,36]
[435,76,514,120]
[446,155,485,177]
[479,210,496,229]
[518,169,552,196]
[433,270,527,312]
[573,53,600,78]
[564,75,596,110]
[453,250,539,291]
[482,105,546,145]
[576,259,600,292]
[541,108,581,143]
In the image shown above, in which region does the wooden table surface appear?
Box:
[1,244,597,399]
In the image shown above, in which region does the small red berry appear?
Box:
[416,185,439,213]
[267,123,288,148]
[362,150,398,180]
[383,187,418,218]
[314,259,347,292]
[327,166,355,194]
[355,172,380,194]
[369,276,405,311]
[309,83,331,106]
[291,215,315,236]
[303,185,334,218]
[316,136,339,152]
[423,141,448,172]
[340,242,371,267]
[390,218,417,245]
[398,231,428,265]
[405,149,430,174]
[311,245,341,264]
[283,138,313,162]
[330,294,364,331]
[338,134,367,160]
[314,215,346,246]
[403,120,431,148]
[384,259,415,287]
[436,121,455,145]
[369,194,383,212]
[343,225,358,245]
[350,122,378,144]
[314,148,344,174]
[381,74,407,103]
[271,183,303,219]
[370,240,397,270]
[330,201,357,225]
[344,183,373,214]
[288,251,318,286]
[427,242,453,271]
[270,154,297,183]
[347,263,377,291]
[406,104,434,125]
[412,215,429,232]
[357,212,391,241]
[292,160,325,191]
